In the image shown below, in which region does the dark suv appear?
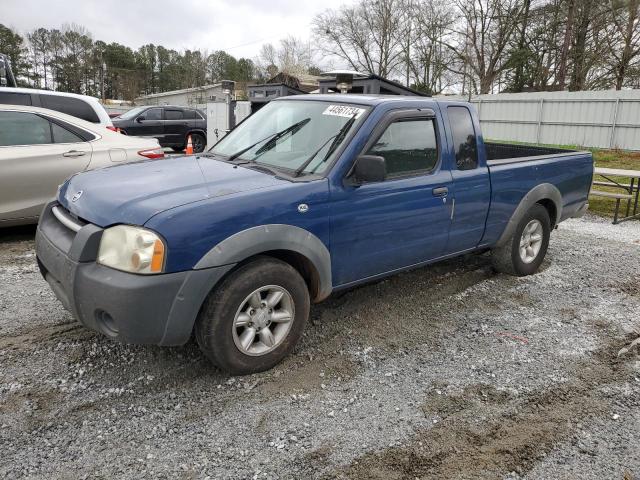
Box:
[113,105,207,153]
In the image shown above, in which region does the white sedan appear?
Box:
[0,104,165,226]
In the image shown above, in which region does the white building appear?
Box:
[135,83,229,107]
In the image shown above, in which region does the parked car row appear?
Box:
[112,105,207,153]
[0,105,164,226]
[0,86,209,226]
[0,87,114,128]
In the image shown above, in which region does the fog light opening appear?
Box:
[95,309,119,337]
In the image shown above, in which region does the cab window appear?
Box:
[366,118,438,178]
[448,106,478,170]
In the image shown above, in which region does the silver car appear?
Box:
[0,105,165,226]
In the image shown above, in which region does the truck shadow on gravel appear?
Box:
[260,252,506,394]
[323,335,636,480]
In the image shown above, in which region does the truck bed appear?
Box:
[481,142,593,247]
[485,142,578,164]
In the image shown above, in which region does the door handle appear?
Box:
[62,150,86,157]
[432,186,448,196]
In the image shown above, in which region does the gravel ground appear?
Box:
[0,214,639,480]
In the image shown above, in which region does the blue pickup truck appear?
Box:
[35,95,593,374]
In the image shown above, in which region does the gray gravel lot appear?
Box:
[0,214,639,480]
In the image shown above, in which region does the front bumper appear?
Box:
[35,202,232,346]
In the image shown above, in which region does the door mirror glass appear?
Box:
[350,155,386,184]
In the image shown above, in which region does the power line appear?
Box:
[219,35,282,52]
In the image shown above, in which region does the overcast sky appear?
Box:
[3,0,351,59]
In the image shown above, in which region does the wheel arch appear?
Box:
[186,129,207,140]
[194,224,332,303]
[495,183,562,248]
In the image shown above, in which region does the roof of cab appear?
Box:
[275,93,439,107]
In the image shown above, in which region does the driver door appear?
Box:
[330,110,453,286]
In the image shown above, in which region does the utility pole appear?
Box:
[99,49,105,103]
[406,0,413,87]
[466,19,472,102]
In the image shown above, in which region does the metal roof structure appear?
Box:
[317,73,429,97]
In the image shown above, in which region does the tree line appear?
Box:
[1,0,639,100]
[313,0,640,94]
[0,23,270,100]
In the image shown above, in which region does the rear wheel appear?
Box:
[190,133,206,153]
[491,204,551,276]
[195,257,310,375]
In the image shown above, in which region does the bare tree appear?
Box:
[568,0,611,90]
[257,36,312,78]
[313,0,405,77]
[556,0,575,89]
[401,0,458,93]
[27,28,51,89]
[606,0,640,89]
[445,0,528,94]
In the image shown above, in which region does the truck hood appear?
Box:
[58,155,285,227]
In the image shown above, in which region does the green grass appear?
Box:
[486,139,640,219]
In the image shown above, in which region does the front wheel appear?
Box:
[491,204,551,276]
[195,257,310,375]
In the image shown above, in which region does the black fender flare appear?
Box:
[194,224,333,301]
[494,183,562,247]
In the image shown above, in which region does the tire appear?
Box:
[190,133,206,153]
[171,146,184,152]
[491,204,551,276]
[195,257,310,375]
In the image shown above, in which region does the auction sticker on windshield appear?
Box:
[322,105,366,118]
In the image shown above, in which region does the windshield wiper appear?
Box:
[294,113,358,177]
[227,117,310,162]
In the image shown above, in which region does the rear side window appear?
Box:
[367,118,438,178]
[40,94,100,123]
[0,111,51,145]
[51,122,83,143]
[0,91,32,106]
[448,106,478,170]
[165,109,183,120]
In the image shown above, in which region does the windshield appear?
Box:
[117,106,147,120]
[210,100,369,175]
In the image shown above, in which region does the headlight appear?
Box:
[97,225,165,274]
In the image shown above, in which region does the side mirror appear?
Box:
[136,116,145,123]
[349,155,386,185]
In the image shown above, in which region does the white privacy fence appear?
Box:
[443,90,640,151]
